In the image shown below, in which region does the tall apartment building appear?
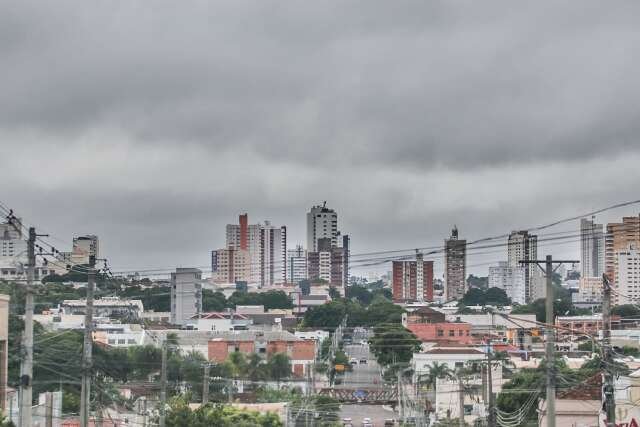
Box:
[170,268,203,325]
[615,245,640,305]
[0,217,22,240]
[307,236,349,291]
[580,217,604,278]
[444,226,466,301]
[225,214,262,284]
[605,215,640,286]
[392,258,434,303]
[507,230,538,303]
[307,203,338,252]
[287,245,308,284]
[72,235,99,264]
[260,222,287,287]
[211,248,251,283]
[488,262,526,305]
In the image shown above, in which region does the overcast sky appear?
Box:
[2,1,640,277]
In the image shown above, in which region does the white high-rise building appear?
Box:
[580,217,604,279]
[508,230,538,303]
[260,222,287,287]
[488,262,526,305]
[306,203,338,252]
[615,245,640,305]
[72,235,99,264]
[170,268,202,325]
[287,245,308,284]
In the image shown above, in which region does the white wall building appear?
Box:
[488,262,526,305]
[580,217,604,279]
[187,312,252,331]
[616,245,640,305]
[572,277,603,306]
[61,297,144,318]
[170,268,203,325]
[94,323,146,347]
[287,245,308,284]
[412,346,503,422]
[260,222,287,287]
[72,235,99,264]
[507,231,538,303]
[306,204,338,252]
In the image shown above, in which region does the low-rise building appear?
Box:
[412,345,503,423]
[208,331,316,377]
[93,324,146,348]
[61,297,144,319]
[187,312,252,331]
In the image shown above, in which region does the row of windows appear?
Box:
[436,329,470,337]
[107,338,137,345]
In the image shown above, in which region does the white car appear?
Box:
[349,357,358,365]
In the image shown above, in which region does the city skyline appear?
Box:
[3,1,640,275]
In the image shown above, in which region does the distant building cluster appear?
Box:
[209,203,349,292]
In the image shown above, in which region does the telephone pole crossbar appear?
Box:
[520,255,578,427]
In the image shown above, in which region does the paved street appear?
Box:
[337,329,397,426]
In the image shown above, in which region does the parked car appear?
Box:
[359,358,367,364]
[362,417,373,426]
[384,419,395,427]
[343,417,353,427]
[349,357,358,365]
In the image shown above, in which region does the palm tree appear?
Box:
[421,362,453,393]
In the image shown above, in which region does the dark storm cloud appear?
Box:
[3,1,640,272]
[2,1,640,168]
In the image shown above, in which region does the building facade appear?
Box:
[392,259,434,302]
[605,215,640,288]
[616,245,640,305]
[580,217,604,279]
[72,235,99,264]
[488,262,526,305]
[211,248,251,284]
[260,222,287,287]
[507,230,539,303]
[170,268,203,325]
[444,226,466,301]
[287,245,307,284]
[306,204,338,252]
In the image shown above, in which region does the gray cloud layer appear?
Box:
[2,1,640,274]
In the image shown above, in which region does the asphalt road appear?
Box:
[337,329,396,426]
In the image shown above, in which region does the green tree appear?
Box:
[369,324,420,366]
[268,353,291,385]
[202,290,227,312]
[612,304,640,318]
[346,284,373,305]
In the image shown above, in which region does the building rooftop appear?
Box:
[190,312,249,320]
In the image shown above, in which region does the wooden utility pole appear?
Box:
[602,274,616,426]
[80,256,96,427]
[520,255,578,427]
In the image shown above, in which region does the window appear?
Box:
[455,362,464,368]
[128,339,136,344]
[459,330,464,336]
[437,330,444,337]
[118,339,125,345]
[448,330,455,337]
[108,339,116,344]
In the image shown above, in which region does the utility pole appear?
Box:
[602,274,616,427]
[486,341,495,427]
[458,374,465,427]
[160,338,167,427]
[520,255,578,427]
[19,227,36,427]
[80,255,96,427]
[202,364,210,405]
